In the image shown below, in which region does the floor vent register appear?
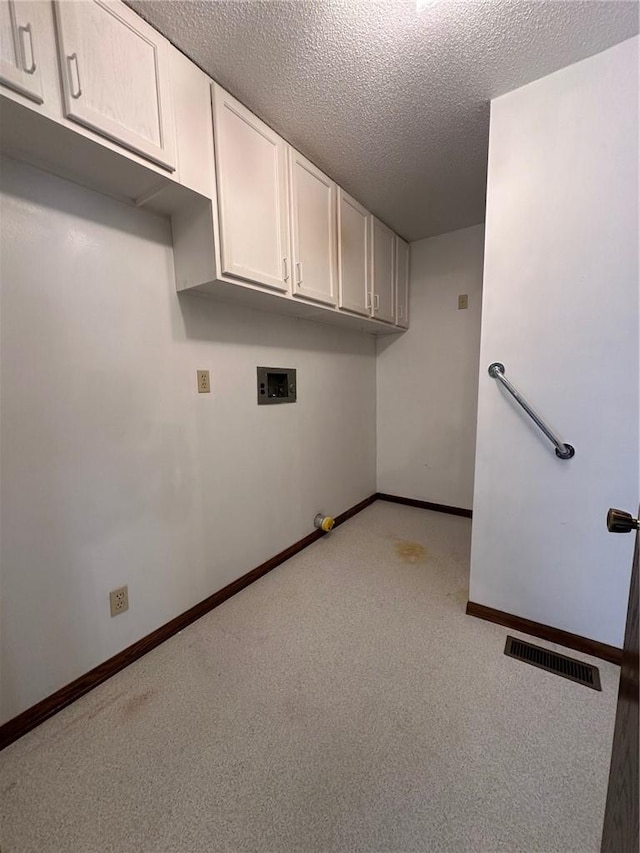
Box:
[504,636,602,691]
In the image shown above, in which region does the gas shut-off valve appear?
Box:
[314,513,335,533]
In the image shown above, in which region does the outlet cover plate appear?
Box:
[197,370,210,393]
[109,585,129,617]
[458,294,468,310]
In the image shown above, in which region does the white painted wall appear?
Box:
[0,157,376,722]
[377,225,484,509]
[470,37,639,647]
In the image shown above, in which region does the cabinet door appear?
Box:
[212,84,290,292]
[370,216,395,323]
[338,189,369,316]
[0,0,44,103]
[395,236,410,328]
[289,149,337,306]
[53,0,175,171]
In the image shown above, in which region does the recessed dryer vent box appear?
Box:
[257,367,297,404]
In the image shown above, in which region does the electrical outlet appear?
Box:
[109,585,129,617]
[197,370,210,393]
[458,294,468,310]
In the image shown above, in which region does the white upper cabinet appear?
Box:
[53,0,175,171]
[0,0,44,103]
[370,216,395,323]
[0,0,409,333]
[289,149,337,307]
[212,83,290,293]
[337,189,369,317]
[395,236,410,328]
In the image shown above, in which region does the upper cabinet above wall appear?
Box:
[53,0,175,171]
[370,217,396,324]
[0,0,410,335]
[174,81,409,333]
[395,236,410,328]
[212,83,290,292]
[337,189,370,317]
[289,149,338,307]
[0,0,44,103]
[0,0,188,207]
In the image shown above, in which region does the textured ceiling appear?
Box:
[128,0,639,241]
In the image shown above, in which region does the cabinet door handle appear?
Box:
[366,292,372,310]
[398,305,404,320]
[283,258,289,282]
[67,53,82,98]
[296,262,303,286]
[374,293,380,312]
[18,23,36,74]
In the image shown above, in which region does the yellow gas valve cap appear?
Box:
[314,513,335,532]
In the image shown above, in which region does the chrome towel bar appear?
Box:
[488,363,575,459]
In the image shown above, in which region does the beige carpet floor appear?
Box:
[0,502,619,853]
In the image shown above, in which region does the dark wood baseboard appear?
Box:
[376,492,472,519]
[466,601,623,665]
[0,494,377,751]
